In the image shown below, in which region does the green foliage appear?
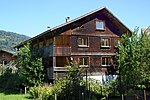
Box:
[0,30,30,51]
[87,78,119,98]
[0,71,21,92]
[52,65,117,99]
[85,78,102,95]
[138,33,150,82]
[0,64,5,75]
[116,28,150,94]
[16,43,44,87]
[53,65,83,100]
[0,43,44,93]
[29,84,54,100]
[28,64,117,99]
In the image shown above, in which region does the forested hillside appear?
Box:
[0,30,30,51]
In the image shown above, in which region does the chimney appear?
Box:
[65,17,70,22]
[47,26,51,30]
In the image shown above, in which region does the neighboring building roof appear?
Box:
[0,49,15,55]
[141,27,150,34]
[15,7,132,48]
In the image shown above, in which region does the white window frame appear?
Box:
[96,21,105,30]
[101,57,111,66]
[79,57,89,67]
[101,38,110,48]
[78,37,89,47]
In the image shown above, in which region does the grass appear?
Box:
[0,88,31,100]
[0,93,30,100]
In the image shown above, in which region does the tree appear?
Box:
[16,43,44,88]
[138,32,150,83]
[53,64,83,100]
[116,28,150,95]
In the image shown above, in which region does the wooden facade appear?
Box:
[15,7,131,82]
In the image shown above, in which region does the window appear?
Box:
[4,61,7,65]
[79,57,89,67]
[78,37,88,47]
[96,21,105,30]
[114,40,120,47]
[2,60,7,65]
[101,57,111,66]
[101,38,110,47]
[2,53,5,57]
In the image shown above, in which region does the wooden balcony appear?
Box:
[39,44,53,57]
[54,47,71,56]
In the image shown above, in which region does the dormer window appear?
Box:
[96,20,105,30]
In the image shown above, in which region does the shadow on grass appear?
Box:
[0,88,32,99]
[0,88,19,94]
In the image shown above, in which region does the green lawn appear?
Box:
[0,88,31,100]
[0,93,30,100]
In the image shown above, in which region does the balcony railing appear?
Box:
[54,67,69,71]
[39,45,53,57]
[54,47,71,56]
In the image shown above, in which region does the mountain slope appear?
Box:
[0,30,30,51]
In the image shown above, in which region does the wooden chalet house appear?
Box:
[142,27,150,34]
[15,7,131,82]
[0,49,17,66]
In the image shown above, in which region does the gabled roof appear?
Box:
[15,7,131,48]
[0,49,15,55]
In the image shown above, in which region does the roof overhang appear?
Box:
[14,7,132,49]
[0,49,15,55]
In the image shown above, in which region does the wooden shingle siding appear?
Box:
[55,35,70,47]
[54,47,71,56]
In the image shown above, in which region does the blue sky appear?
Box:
[0,0,149,37]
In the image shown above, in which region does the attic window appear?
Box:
[96,20,105,30]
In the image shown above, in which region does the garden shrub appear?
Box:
[0,69,21,93]
[29,84,54,100]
